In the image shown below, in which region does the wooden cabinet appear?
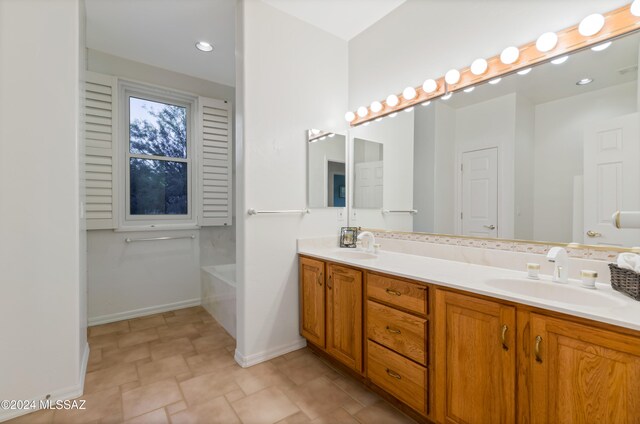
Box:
[326,263,363,372]
[435,289,516,424]
[529,313,640,424]
[299,257,325,347]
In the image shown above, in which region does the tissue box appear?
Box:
[609,264,640,301]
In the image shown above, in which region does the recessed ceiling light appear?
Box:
[195,41,214,52]
[591,41,612,52]
[576,78,593,85]
[551,55,569,65]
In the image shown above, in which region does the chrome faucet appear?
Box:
[357,231,376,253]
[546,247,569,283]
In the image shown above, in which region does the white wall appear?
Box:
[0,0,85,419]
[533,81,637,243]
[86,50,236,323]
[236,0,348,366]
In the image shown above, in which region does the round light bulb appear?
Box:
[405,107,414,112]
[357,106,368,118]
[445,69,461,85]
[536,32,558,52]
[632,0,640,17]
[375,118,382,122]
[370,101,383,113]
[500,46,520,64]
[551,55,568,65]
[517,68,532,76]
[421,101,431,107]
[389,112,398,118]
[470,58,488,75]
[422,79,438,93]
[464,87,475,93]
[386,94,399,107]
[402,86,417,100]
[579,14,605,37]
[195,41,214,52]
[489,78,502,85]
[576,78,593,86]
[441,92,453,100]
[591,41,611,52]
[344,111,355,122]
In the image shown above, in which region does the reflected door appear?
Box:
[355,160,383,208]
[584,113,640,246]
[461,148,498,238]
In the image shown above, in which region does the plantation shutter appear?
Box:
[199,97,232,226]
[84,71,117,229]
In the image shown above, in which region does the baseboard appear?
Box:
[234,338,307,368]
[88,298,201,326]
[0,342,90,423]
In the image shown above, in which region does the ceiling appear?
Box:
[261,0,407,41]
[85,0,236,87]
[446,31,640,109]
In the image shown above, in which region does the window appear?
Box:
[121,83,196,227]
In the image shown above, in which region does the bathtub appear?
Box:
[201,264,236,339]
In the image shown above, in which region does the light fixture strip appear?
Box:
[349,3,640,126]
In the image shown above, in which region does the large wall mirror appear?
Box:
[349,31,640,248]
[308,129,346,208]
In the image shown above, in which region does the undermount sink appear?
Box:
[485,278,626,309]
[332,249,377,260]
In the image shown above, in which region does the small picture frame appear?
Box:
[340,227,358,248]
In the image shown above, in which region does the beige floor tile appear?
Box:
[84,362,138,394]
[310,408,359,424]
[156,323,200,341]
[275,352,340,385]
[233,361,296,395]
[118,328,159,349]
[123,408,168,424]
[90,344,150,372]
[6,409,54,424]
[87,333,120,350]
[285,376,353,420]
[121,378,182,420]
[137,354,190,385]
[191,332,235,354]
[97,412,123,424]
[149,337,194,361]
[231,387,300,424]
[276,411,311,424]
[332,377,380,406]
[121,381,142,393]
[341,398,365,416]
[180,368,240,406]
[89,320,130,338]
[185,348,236,375]
[282,348,308,361]
[165,400,187,415]
[129,314,166,331]
[164,313,204,326]
[172,306,204,316]
[224,389,245,403]
[170,396,240,424]
[353,401,415,424]
[52,387,121,424]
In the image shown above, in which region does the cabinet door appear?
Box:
[299,257,325,347]
[435,290,516,424]
[326,264,363,372]
[530,314,640,424]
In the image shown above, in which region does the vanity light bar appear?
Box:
[346,3,640,126]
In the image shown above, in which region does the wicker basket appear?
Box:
[609,263,640,301]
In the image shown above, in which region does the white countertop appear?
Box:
[298,245,640,332]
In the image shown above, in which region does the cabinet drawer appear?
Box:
[367,301,427,365]
[367,273,427,315]
[367,340,427,415]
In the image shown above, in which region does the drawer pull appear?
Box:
[386,368,402,379]
[535,335,543,363]
[385,288,402,296]
[386,326,401,335]
[501,324,509,351]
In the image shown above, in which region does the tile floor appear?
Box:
[8,306,416,424]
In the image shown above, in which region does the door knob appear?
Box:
[484,225,496,230]
[586,230,602,238]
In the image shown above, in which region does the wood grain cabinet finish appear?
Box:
[326,263,363,372]
[529,313,640,424]
[435,289,516,424]
[368,273,428,315]
[299,257,325,347]
[367,300,427,365]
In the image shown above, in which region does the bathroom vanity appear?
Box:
[298,248,640,424]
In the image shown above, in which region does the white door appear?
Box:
[461,148,498,238]
[584,113,640,246]
[355,161,383,208]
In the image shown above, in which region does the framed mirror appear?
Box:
[349,31,640,248]
[307,129,346,208]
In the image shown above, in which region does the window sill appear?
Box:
[114,224,201,233]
